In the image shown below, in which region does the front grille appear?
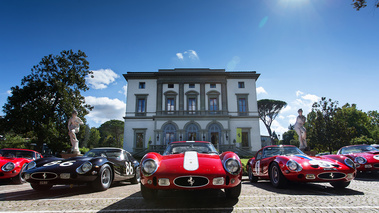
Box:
[174,176,209,188]
[31,172,58,180]
[373,164,379,168]
[317,172,346,180]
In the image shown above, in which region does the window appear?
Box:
[167,98,175,114]
[139,82,145,89]
[135,95,148,116]
[188,98,196,114]
[210,84,216,88]
[209,98,218,112]
[136,133,144,149]
[168,84,174,88]
[238,98,247,115]
[189,84,195,88]
[242,131,249,147]
[186,124,198,141]
[238,82,245,88]
[164,124,176,144]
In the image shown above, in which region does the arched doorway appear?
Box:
[186,123,199,141]
[163,124,177,144]
[208,123,221,147]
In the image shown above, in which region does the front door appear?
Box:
[211,132,219,146]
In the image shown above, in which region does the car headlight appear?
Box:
[76,162,93,174]
[142,159,157,176]
[344,158,355,169]
[2,162,15,172]
[355,156,367,164]
[25,161,36,170]
[286,160,302,172]
[224,158,240,175]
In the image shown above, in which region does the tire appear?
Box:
[248,166,258,183]
[140,183,157,200]
[92,164,113,191]
[330,181,350,189]
[31,183,53,191]
[269,162,288,188]
[12,164,26,184]
[225,182,242,199]
[130,167,141,184]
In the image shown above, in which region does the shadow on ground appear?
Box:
[0,181,134,201]
[242,179,364,196]
[100,188,238,213]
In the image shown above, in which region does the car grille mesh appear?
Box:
[31,172,58,180]
[174,176,209,188]
[317,172,346,180]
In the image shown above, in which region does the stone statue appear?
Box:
[294,109,308,151]
[68,110,84,154]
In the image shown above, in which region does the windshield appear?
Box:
[0,150,35,159]
[163,142,218,155]
[340,145,379,154]
[264,146,304,158]
[84,149,122,158]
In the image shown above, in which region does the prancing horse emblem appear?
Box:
[43,173,47,179]
[330,173,334,179]
[187,176,195,186]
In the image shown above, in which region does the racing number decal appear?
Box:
[43,160,76,167]
[125,162,134,175]
[255,160,260,176]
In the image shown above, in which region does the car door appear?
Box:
[260,148,272,178]
[253,150,263,177]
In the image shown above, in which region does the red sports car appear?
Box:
[140,141,242,200]
[337,144,379,174]
[247,145,356,188]
[0,148,43,184]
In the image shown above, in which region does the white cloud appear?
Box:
[226,56,241,70]
[302,94,320,104]
[296,90,304,97]
[257,86,267,95]
[176,53,184,60]
[86,69,120,89]
[84,96,125,125]
[119,84,128,97]
[176,50,199,60]
[7,90,11,95]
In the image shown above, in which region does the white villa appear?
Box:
[123,68,261,157]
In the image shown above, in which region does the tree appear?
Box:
[87,127,101,149]
[3,50,92,153]
[307,97,355,153]
[352,0,379,10]
[258,99,287,144]
[98,120,124,148]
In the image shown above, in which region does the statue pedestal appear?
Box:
[61,153,83,159]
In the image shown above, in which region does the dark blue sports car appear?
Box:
[23,147,140,191]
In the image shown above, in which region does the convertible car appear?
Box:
[247,145,356,188]
[23,147,140,191]
[337,144,379,173]
[140,141,243,200]
[0,148,43,184]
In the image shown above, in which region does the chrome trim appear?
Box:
[31,172,58,180]
[173,175,209,188]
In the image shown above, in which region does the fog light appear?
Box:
[60,173,70,179]
[24,174,30,179]
[158,178,170,186]
[365,164,372,169]
[92,171,97,175]
[147,180,153,184]
[213,177,224,185]
[347,173,354,180]
[230,178,236,184]
[305,174,316,179]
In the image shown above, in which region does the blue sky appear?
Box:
[1,0,378,137]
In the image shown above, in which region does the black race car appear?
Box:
[22,147,140,191]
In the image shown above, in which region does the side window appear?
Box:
[123,151,129,161]
[256,150,263,160]
[139,82,145,89]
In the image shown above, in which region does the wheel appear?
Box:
[248,166,258,183]
[225,182,242,199]
[269,162,288,188]
[31,183,53,191]
[140,183,157,200]
[92,164,113,191]
[12,164,26,184]
[330,181,350,189]
[130,167,140,184]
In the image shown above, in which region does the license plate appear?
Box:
[39,181,49,185]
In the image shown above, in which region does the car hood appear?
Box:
[156,152,225,175]
[287,154,343,167]
[27,156,103,172]
[0,157,25,166]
